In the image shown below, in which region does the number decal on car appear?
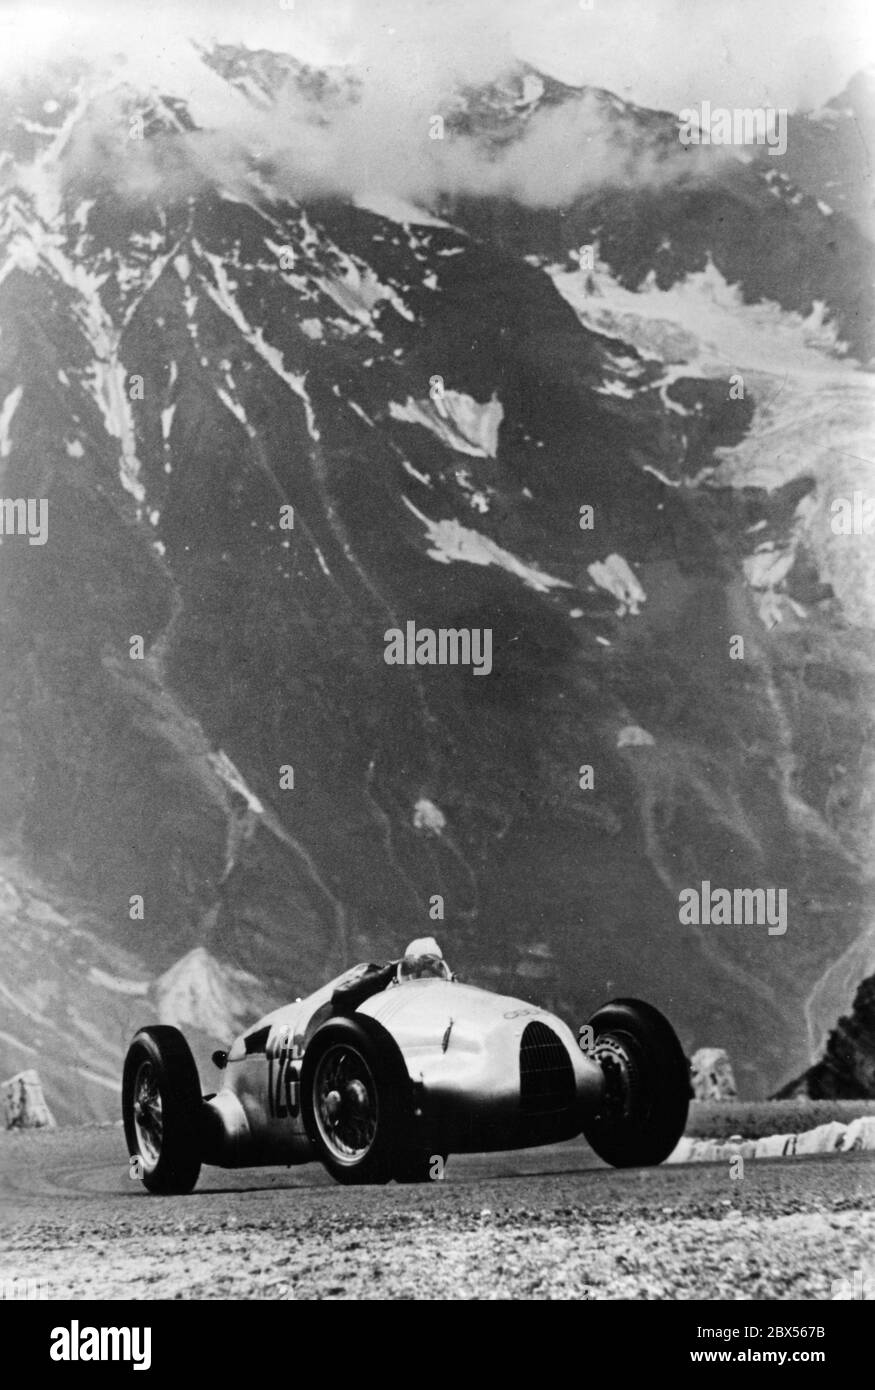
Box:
[267,1029,300,1119]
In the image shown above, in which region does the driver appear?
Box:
[330,937,451,1013]
[396,937,449,981]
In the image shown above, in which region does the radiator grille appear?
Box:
[519,1021,575,1117]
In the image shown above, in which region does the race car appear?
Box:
[122,937,691,1192]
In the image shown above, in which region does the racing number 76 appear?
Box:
[268,1032,300,1119]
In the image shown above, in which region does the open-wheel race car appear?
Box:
[122,938,691,1192]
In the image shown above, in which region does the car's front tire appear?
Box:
[122,1026,202,1194]
[302,1016,414,1185]
[580,998,690,1168]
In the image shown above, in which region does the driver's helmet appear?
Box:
[398,936,450,981]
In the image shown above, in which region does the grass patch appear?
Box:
[686,1099,875,1140]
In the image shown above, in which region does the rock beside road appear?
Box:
[2,1070,55,1130]
[691,1048,738,1101]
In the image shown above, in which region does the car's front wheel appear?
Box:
[302,1017,412,1185]
[580,999,690,1168]
[122,1026,202,1194]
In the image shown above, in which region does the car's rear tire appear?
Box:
[122,1026,202,1195]
[302,1016,414,1185]
[580,999,690,1168]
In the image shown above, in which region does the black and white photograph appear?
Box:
[0,0,873,1334]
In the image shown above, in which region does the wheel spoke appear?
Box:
[314,1045,378,1163]
[132,1061,163,1167]
[592,1031,643,1129]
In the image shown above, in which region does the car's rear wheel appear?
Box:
[302,1017,413,1185]
[122,1026,202,1194]
[580,999,690,1168]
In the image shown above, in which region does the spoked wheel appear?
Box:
[132,1059,164,1168]
[581,999,690,1168]
[302,1017,412,1184]
[122,1026,202,1194]
[313,1044,379,1165]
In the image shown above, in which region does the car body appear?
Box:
[206,967,604,1165]
[123,957,691,1191]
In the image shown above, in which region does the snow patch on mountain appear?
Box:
[0,386,23,458]
[516,74,545,109]
[197,242,321,441]
[87,966,149,996]
[0,195,146,501]
[595,378,636,399]
[390,390,504,458]
[617,725,655,748]
[215,385,251,432]
[87,354,146,503]
[551,256,852,377]
[413,798,446,834]
[353,193,451,228]
[208,750,265,815]
[742,543,806,629]
[588,553,647,616]
[403,497,571,593]
[714,381,875,628]
[315,254,414,325]
[551,254,875,627]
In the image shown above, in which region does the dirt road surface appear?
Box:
[1,1127,873,1299]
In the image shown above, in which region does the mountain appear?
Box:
[154,947,273,1041]
[0,856,273,1125]
[759,69,875,239]
[0,46,873,1115]
[777,975,875,1099]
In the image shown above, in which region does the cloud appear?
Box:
[50,47,720,212]
[259,80,718,206]
[2,0,872,109]
[3,0,872,211]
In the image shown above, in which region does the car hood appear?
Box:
[359,977,554,1041]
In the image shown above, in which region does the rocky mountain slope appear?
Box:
[778,974,875,1099]
[0,45,873,1115]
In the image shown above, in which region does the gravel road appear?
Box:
[1,1127,873,1299]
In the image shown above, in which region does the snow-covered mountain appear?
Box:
[1,43,873,1114]
[766,69,875,238]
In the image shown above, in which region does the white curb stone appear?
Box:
[839,1116,875,1151]
[794,1121,848,1155]
[667,1113,875,1163]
